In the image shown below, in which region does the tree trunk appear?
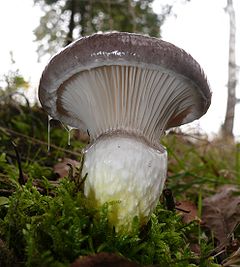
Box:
[222,0,237,138]
[66,0,77,45]
[79,2,87,36]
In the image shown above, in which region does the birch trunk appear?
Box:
[222,0,237,138]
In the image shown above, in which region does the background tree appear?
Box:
[33,0,173,59]
[222,0,238,138]
[0,52,29,105]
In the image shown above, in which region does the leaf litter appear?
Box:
[202,185,240,253]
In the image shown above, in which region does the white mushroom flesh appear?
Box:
[83,134,167,231]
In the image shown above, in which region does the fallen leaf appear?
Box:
[53,158,80,178]
[176,200,199,224]
[176,200,201,255]
[223,247,240,266]
[202,185,240,245]
[74,129,90,143]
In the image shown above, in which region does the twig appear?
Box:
[0,126,82,157]
[205,222,240,259]
[163,188,191,213]
[175,207,190,213]
[71,154,88,192]
[168,130,210,143]
[0,189,15,197]
[163,188,175,211]
[11,141,25,185]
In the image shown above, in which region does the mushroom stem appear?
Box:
[83,132,167,231]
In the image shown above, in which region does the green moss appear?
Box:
[0,176,201,267]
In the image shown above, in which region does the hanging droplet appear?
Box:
[60,121,76,146]
[47,115,53,152]
[67,127,71,146]
[66,125,75,146]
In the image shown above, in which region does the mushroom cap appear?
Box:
[39,32,211,143]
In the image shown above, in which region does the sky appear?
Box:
[0,0,239,138]
[153,0,240,138]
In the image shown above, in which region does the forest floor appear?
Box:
[0,101,240,267]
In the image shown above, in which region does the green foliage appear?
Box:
[0,102,84,184]
[0,53,29,105]
[0,153,19,181]
[33,0,167,58]
[162,133,239,199]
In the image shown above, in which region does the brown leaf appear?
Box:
[176,200,199,224]
[202,185,240,245]
[74,129,90,143]
[53,158,80,178]
[71,252,142,267]
[175,200,201,256]
[223,247,240,266]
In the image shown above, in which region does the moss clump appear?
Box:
[0,175,200,267]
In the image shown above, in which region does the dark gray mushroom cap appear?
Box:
[39,32,211,141]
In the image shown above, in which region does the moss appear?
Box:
[0,176,199,267]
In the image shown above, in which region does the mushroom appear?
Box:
[39,32,211,231]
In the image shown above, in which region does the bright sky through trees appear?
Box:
[0,0,239,138]
[153,0,240,139]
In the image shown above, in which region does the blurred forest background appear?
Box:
[0,0,240,267]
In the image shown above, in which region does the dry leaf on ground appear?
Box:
[223,247,240,266]
[202,185,240,245]
[176,200,199,224]
[53,158,80,178]
[176,200,201,255]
